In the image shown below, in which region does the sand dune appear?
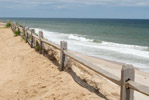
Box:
[0,28,108,100]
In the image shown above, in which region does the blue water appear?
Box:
[1,18,149,72]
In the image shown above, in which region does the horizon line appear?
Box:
[0,17,149,20]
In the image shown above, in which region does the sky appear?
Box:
[0,0,149,19]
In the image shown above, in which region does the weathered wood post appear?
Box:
[25,27,29,43]
[31,29,35,48]
[60,41,67,71]
[120,64,135,100]
[39,31,43,54]
[11,23,13,31]
[23,27,25,37]
[12,23,14,31]
[16,26,18,32]
[10,23,13,30]
[13,22,16,32]
[18,27,20,36]
[11,24,14,31]
[14,25,16,32]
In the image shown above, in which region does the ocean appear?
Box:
[0,18,149,72]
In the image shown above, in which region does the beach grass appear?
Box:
[14,30,20,36]
[21,35,26,40]
[35,42,40,51]
[5,23,11,28]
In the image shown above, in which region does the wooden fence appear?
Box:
[10,22,149,100]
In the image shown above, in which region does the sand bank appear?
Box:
[0,28,117,100]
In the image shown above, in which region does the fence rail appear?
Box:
[64,50,121,85]
[42,38,60,50]
[127,81,149,96]
[9,22,149,100]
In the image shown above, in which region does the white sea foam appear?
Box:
[101,41,148,51]
[68,34,94,42]
[77,42,149,58]
[99,41,149,58]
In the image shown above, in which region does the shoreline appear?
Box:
[33,27,149,73]
[89,54,149,76]
[70,50,149,75]
[71,50,149,76]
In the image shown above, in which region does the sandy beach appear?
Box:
[0,25,119,100]
[0,24,148,100]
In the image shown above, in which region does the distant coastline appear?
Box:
[1,17,149,20]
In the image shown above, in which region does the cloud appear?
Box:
[55,5,68,9]
[0,0,149,7]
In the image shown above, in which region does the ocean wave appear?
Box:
[68,34,94,42]
[101,41,149,51]
[68,34,102,43]
[68,34,149,52]
[34,28,149,59]
[75,42,149,58]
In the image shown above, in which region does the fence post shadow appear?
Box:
[42,50,60,67]
[38,49,109,100]
[65,66,109,100]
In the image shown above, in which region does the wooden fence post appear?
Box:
[16,26,17,32]
[10,23,13,30]
[12,24,14,31]
[120,64,135,100]
[18,27,20,36]
[23,27,25,37]
[31,29,35,48]
[25,27,29,43]
[60,41,67,71]
[14,25,16,32]
[39,31,43,54]
[11,24,14,31]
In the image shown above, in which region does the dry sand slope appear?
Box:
[0,28,109,100]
